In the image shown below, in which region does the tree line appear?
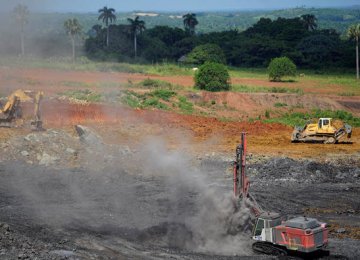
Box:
[10,4,360,78]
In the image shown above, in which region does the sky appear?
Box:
[1,0,360,12]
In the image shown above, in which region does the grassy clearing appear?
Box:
[232,85,304,94]
[0,56,148,74]
[61,89,102,102]
[145,63,193,76]
[3,57,359,95]
[264,109,360,127]
[0,57,193,76]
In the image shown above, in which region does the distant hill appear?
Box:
[80,7,360,34]
[0,7,359,37]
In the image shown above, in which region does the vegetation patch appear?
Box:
[186,44,226,65]
[195,62,231,92]
[178,96,194,114]
[61,89,102,102]
[232,85,303,94]
[274,102,288,107]
[265,109,360,127]
[150,89,176,101]
[137,78,173,89]
[120,90,172,110]
[268,57,297,82]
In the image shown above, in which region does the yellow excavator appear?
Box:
[0,89,44,131]
[291,118,352,144]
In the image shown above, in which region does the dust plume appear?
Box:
[1,132,252,256]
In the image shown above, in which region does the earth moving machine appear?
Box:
[0,89,44,131]
[233,132,329,256]
[291,118,352,144]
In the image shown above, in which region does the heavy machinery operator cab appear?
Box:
[318,118,331,129]
[252,212,281,242]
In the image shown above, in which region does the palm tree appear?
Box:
[182,13,198,35]
[64,18,82,62]
[13,4,29,56]
[301,14,317,31]
[98,6,116,47]
[348,24,360,80]
[127,16,146,58]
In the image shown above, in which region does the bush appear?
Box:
[139,78,172,88]
[194,62,231,92]
[151,89,176,101]
[268,57,297,82]
[186,44,226,65]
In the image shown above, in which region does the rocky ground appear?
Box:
[0,126,359,259]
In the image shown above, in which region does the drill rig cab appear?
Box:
[233,133,328,256]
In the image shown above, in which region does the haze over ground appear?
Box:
[1,0,360,12]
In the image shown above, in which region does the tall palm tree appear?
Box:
[301,14,317,31]
[98,6,116,47]
[64,18,82,62]
[127,16,146,58]
[348,24,360,80]
[13,4,29,57]
[182,13,198,35]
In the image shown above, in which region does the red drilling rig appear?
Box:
[233,132,329,256]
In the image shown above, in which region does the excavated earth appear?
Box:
[0,66,359,259]
[0,127,359,260]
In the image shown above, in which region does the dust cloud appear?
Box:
[1,133,252,256]
[0,2,78,58]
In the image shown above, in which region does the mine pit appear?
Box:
[0,124,359,259]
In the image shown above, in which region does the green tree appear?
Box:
[301,14,318,31]
[268,57,297,82]
[98,6,116,47]
[195,62,231,92]
[183,13,198,35]
[347,24,360,79]
[13,4,29,56]
[64,18,82,62]
[127,16,146,58]
[186,44,226,65]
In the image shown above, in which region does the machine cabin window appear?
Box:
[323,119,329,126]
[254,219,264,236]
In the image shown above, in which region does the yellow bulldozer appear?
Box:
[291,118,352,144]
[0,89,44,131]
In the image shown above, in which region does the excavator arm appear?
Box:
[0,89,44,130]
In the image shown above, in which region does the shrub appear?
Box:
[194,62,231,92]
[186,44,226,65]
[140,78,172,88]
[268,57,297,82]
[265,110,271,118]
[151,89,176,101]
